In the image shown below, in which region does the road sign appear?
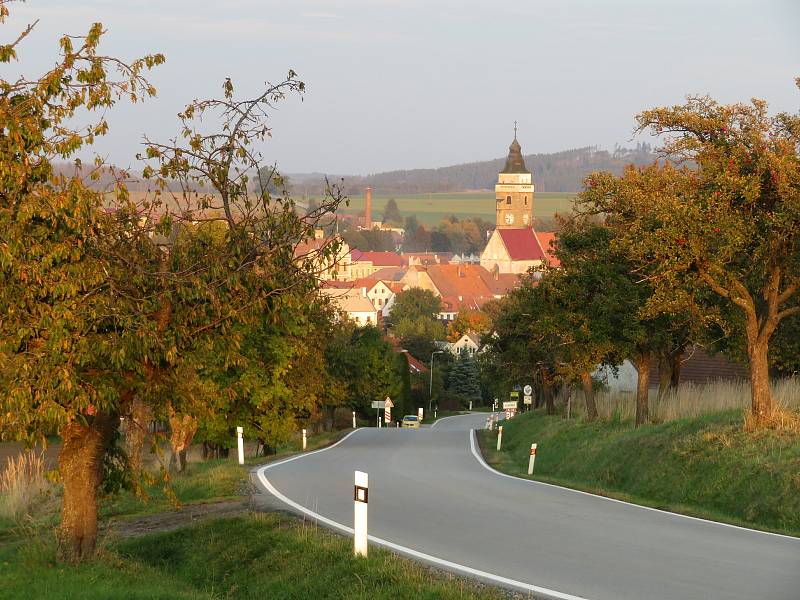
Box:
[503,400,518,409]
[510,391,519,398]
[371,400,384,409]
[384,397,394,408]
[524,395,533,405]
[523,384,532,396]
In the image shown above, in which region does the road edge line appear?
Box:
[255,428,590,600]
[468,429,800,542]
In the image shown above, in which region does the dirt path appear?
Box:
[106,499,251,538]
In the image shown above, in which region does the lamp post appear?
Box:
[429,350,444,412]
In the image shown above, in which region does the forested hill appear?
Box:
[291,144,658,195]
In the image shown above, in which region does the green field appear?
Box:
[336,191,577,227]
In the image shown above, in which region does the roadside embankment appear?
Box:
[479,409,800,536]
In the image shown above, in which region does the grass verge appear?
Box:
[479,409,800,537]
[0,514,506,600]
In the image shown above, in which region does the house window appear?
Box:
[506,195,512,205]
[524,195,528,205]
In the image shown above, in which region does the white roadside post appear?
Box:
[418,407,424,422]
[352,411,357,429]
[353,470,369,557]
[469,400,472,411]
[528,443,538,475]
[302,429,307,451]
[496,425,503,451]
[236,426,244,465]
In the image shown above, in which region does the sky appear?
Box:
[6,0,799,175]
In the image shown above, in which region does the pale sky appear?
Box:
[6,0,799,175]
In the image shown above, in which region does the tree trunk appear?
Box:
[635,351,651,427]
[57,413,118,563]
[580,371,598,421]
[324,405,335,432]
[124,395,150,473]
[167,407,198,474]
[657,353,673,401]
[542,373,555,416]
[747,339,774,426]
[669,351,682,390]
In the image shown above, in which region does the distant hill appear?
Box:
[290,144,658,196]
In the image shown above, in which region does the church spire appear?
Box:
[501,127,529,174]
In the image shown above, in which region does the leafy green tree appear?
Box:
[394,316,446,360]
[326,325,400,418]
[582,88,800,426]
[391,288,442,323]
[0,8,343,562]
[382,198,403,226]
[391,289,445,358]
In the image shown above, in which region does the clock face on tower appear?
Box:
[504,213,514,225]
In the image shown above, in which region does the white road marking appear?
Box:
[468,428,800,542]
[255,427,590,600]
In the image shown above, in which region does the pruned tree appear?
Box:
[582,87,800,427]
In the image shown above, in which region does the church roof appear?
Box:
[496,228,546,261]
[501,136,529,174]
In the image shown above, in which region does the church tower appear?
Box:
[495,128,533,228]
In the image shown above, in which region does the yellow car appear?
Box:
[401,415,420,429]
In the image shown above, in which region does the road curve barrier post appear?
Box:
[354,470,369,557]
[236,426,244,465]
[352,411,356,429]
[497,425,503,451]
[528,443,537,475]
[302,428,307,451]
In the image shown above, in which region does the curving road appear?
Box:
[253,412,800,600]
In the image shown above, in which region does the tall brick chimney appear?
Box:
[364,187,373,229]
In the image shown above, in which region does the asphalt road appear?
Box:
[254,412,800,600]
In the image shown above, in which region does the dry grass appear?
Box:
[0,451,54,522]
[567,378,800,423]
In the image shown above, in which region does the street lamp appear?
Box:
[429,350,444,412]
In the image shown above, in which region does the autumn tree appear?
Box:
[583,88,800,427]
[0,6,343,562]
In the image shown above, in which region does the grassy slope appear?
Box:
[337,191,577,226]
[0,427,505,599]
[0,516,505,599]
[480,409,800,536]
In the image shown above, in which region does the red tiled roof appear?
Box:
[536,231,560,267]
[497,228,546,261]
[354,251,406,267]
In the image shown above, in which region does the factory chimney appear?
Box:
[364,187,373,229]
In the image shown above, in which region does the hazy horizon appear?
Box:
[7,1,799,176]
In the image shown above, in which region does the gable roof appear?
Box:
[496,228,546,261]
[354,251,406,267]
[371,266,408,281]
[536,231,560,267]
